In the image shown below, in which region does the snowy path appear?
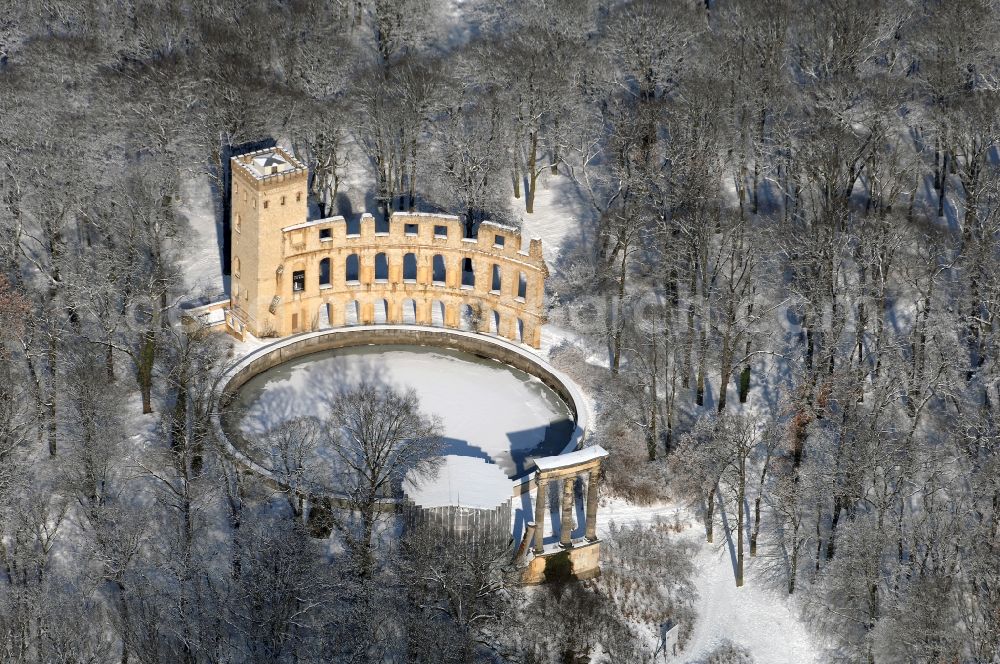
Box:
[681,543,822,663]
[598,498,822,664]
[516,171,597,267]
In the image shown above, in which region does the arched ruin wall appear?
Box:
[257,213,548,346]
[212,326,589,501]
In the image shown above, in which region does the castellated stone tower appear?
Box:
[229,147,309,337]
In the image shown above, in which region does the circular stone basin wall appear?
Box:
[212,326,589,501]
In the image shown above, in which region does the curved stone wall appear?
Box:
[235,211,548,347]
[211,326,589,503]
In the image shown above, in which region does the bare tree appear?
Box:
[324,383,442,576]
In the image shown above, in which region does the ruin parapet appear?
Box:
[227,147,548,348]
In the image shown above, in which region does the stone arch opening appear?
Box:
[432,255,446,284]
[491,264,502,292]
[517,318,525,343]
[345,300,360,325]
[318,303,332,329]
[462,258,475,288]
[346,254,360,282]
[375,253,389,281]
[489,310,500,335]
[374,298,388,324]
[403,253,417,281]
[319,258,330,286]
[402,298,417,324]
[460,304,476,330]
[431,300,445,327]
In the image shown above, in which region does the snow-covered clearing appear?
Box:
[599,497,822,663]
[234,344,573,480]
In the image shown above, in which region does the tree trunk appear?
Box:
[526,131,538,214]
[718,316,735,413]
[46,333,57,456]
[695,309,708,407]
[938,151,947,218]
[815,506,823,573]
[647,349,658,461]
[408,138,417,212]
[683,270,695,389]
[138,329,155,414]
[788,525,799,594]
[105,340,115,381]
[611,249,627,374]
[750,455,770,557]
[826,496,841,560]
[705,486,716,543]
[512,156,520,199]
[736,465,745,587]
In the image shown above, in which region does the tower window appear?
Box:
[319,258,330,286]
[494,234,505,247]
[263,200,269,209]
[319,228,332,240]
[234,214,241,233]
[292,270,305,292]
[296,191,302,202]
[233,256,241,277]
[346,254,360,282]
[281,195,286,206]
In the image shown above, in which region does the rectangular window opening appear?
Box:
[404,223,419,236]
[292,270,305,292]
[319,228,332,240]
[434,225,448,238]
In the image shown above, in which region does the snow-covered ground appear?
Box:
[234,344,573,479]
[598,497,822,663]
[176,172,227,300]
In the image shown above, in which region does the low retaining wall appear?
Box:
[403,502,513,547]
[211,325,590,504]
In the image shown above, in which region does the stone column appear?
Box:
[387,298,402,324]
[585,467,599,541]
[415,299,432,325]
[560,475,575,548]
[533,477,547,555]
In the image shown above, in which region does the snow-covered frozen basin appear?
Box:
[233,344,575,479]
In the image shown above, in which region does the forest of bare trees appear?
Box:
[0,0,998,662]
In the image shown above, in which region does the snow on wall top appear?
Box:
[404,455,513,510]
[531,445,608,472]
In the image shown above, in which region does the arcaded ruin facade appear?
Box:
[222,147,548,347]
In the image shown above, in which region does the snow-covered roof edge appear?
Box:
[530,445,609,473]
